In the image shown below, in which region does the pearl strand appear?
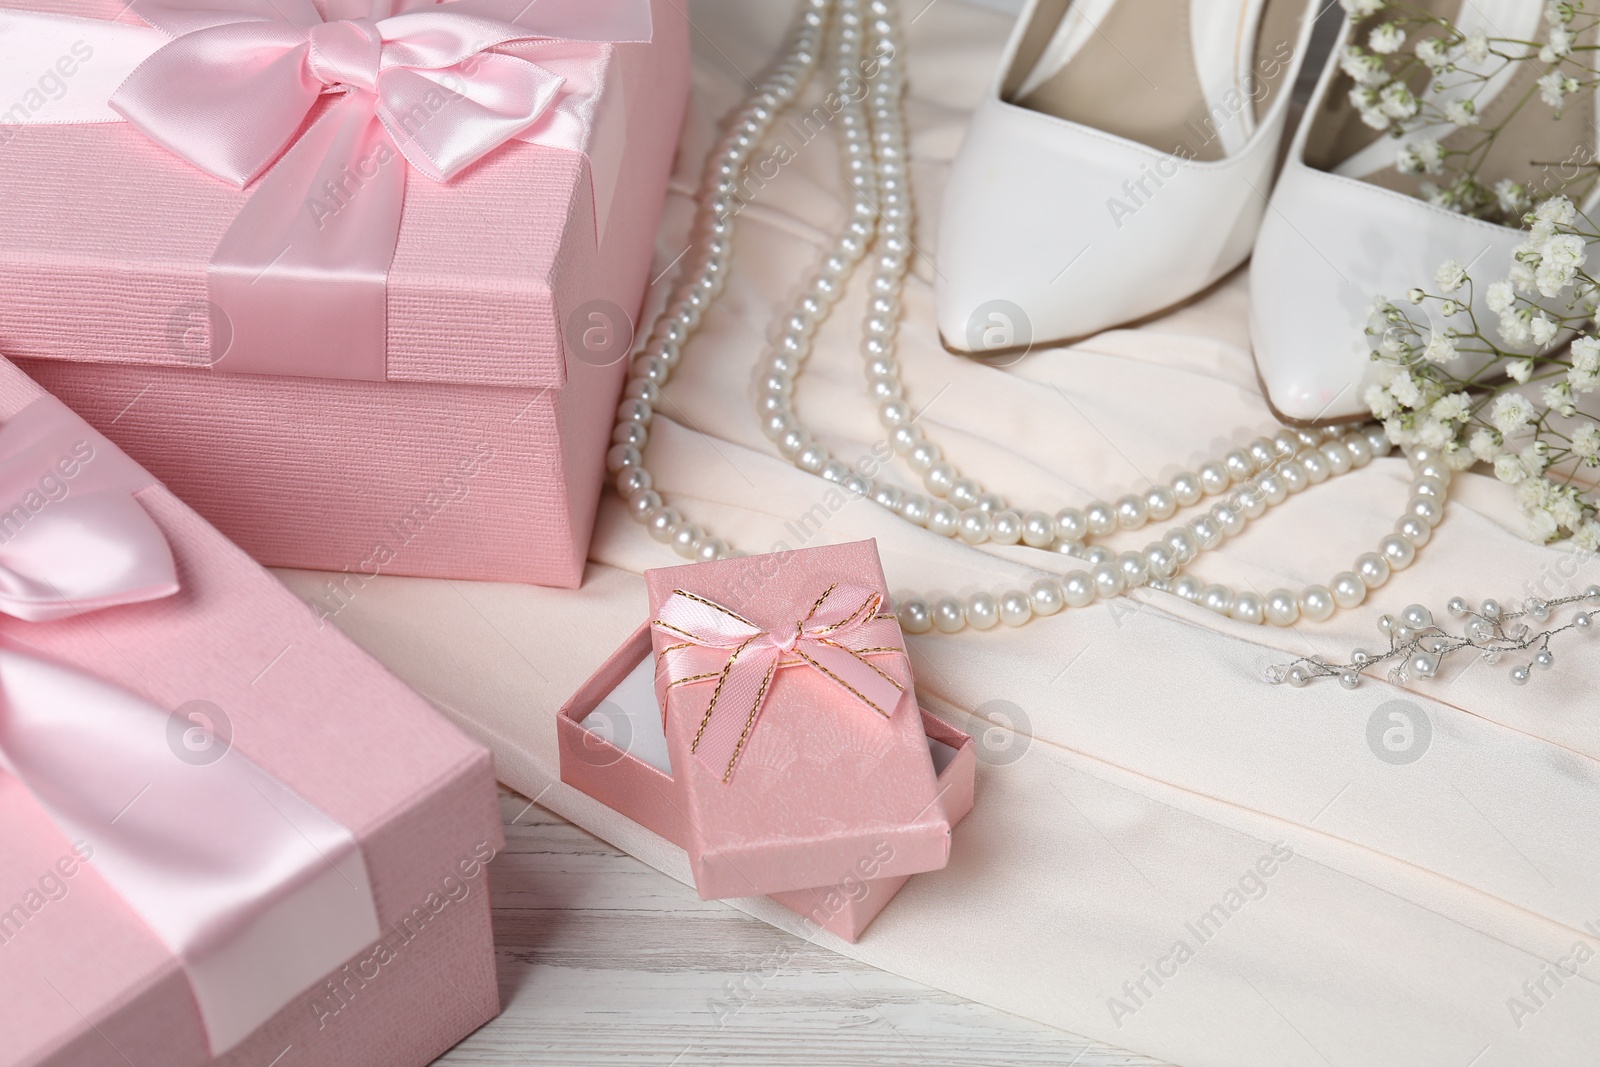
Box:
[605,0,1449,635]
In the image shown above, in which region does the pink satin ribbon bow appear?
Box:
[652,583,908,783]
[103,0,651,378]
[0,398,179,622]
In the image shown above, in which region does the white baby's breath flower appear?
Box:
[1422,330,1458,364]
[1342,0,1386,15]
[1486,279,1516,313]
[1577,520,1600,552]
[1416,36,1449,71]
[1388,369,1422,407]
[1364,382,1398,419]
[1539,71,1580,110]
[1527,502,1560,542]
[1432,391,1471,421]
[1535,232,1587,296]
[1340,46,1390,89]
[1573,423,1600,461]
[1435,259,1468,293]
[1498,308,1532,345]
[1492,391,1536,433]
[1541,25,1575,62]
[1531,312,1560,346]
[1495,453,1529,483]
[1543,381,1578,417]
[1572,335,1600,374]
[1507,358,1536,383]
[1551,491,1583,530]
[1378,82,1418,120]
[1469,427,1503,461]
[1443,98,1478,127]
[1495,180,1529,216]
[1418,417,1455,448]
[1461,30,1490,64]
[1369,23,1405,54]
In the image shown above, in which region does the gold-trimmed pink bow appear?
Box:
[651,583,907,784]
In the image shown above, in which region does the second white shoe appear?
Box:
[937,0,1319,354]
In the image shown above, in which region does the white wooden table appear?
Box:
[434,788,1169,1066]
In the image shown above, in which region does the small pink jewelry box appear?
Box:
[0,360,503,1067]
[0,0,690,589]
[557,622,975,942]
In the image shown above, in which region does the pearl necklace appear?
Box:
[606,0,1451,634]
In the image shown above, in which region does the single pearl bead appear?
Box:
[1164,527,1198,564]
[1223,449,1254,483]
[999,590,1033,626]
[1408,446,1439,470]
[1320,441,1353,476]
[695,537,728,563]
[607,443,641,474]
[1510,664,1531,685]
[977,493,1007,514]
[990,510,1024,545]
[1278,460,1308,493]
[1265,589,1300,626]
[899,493,931,526]
[907,441,941,474]
[1091,563,1125,598]
[890,424,922,454]
[1272,429,1301,458]
[1415,461,1450,483]
[1379,532,1416,570]
[1299,585,1336,622]
[896,597,932,634]
[1248,476,1286,508]
[966,592,1000,630]
[1482,599,1503,618]
[957,508,992,544]
[796,444,828,473]
[778,428,810,459]
[949,479,981,509]
[1117,551,1149,589]
[1400,603,1433,629]
[878,400,912,428]
[1247,438,1278,470]
[931,596,966,633]
[1231,592,1265,625]
[1062,571,1097,608]
[1055,507,1089,543]
[1172,575,1205,602]
[1396,515,1431,547]
[1339,670,1361,689]
[1189,516,1223,551]
[628,488,662,521]
[1199,462,1231,495]
[1084,545,1115,565]
[1409,496,1444,528]
[1030,578,1065,616]
[1170,471,1204,506]
[1413,475,1446,499]
[1085,501,1117,537]
[872,484,904,511]
[1201,584,1234,616]
[1345,435,1373,467]
[1286,665,1311,687]
[1144,486,1178,521]
[1210,502,1245,537]
[1355,552,1391,589]
[616,464,652,497]
[671,523,703,558]
[1330,571,1366,609]
[1300,451,1330,484]
[926,502,960,538]
[1021,511,1056,548]
[1573,611,1592,630]
[646,506,680,542]
[1231,486,1267,519]
[1409,652,1439,678]
[923,461,958,496]
[1365,425,1391,457]
[1115,494,1149,529]
[1143,543,1177,579]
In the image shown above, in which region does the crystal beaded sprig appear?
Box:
[1268,585,1600,689]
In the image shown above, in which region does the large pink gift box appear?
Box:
[643,540,956,901]
[0,359,504,1067]
[0,0,689,589]
[557,621,977,942]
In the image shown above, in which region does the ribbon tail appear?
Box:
[209,92,403,380]
[796,642,906,720]
[0,12,165,129]
[691,643,780,784]
[0,644,380,1054]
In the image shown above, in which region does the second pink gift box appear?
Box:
[0,360,503,1067]
[0,0,690,589]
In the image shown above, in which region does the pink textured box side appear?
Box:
[0,362,504,1066]
[0,0,690,586]
[644,540,953,901]
[556,623,976,942]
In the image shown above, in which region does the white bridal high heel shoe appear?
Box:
[936,0,1319,353]
[1251,1,1593,423]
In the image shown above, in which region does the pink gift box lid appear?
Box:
[643,539,953,901]
[555,621,976,942]
[0,362,503,1066]
[0,0,690,391]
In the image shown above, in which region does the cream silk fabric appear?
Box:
[280,2,1600,1063]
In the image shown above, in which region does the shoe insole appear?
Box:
[1310,0,1600,211]
[1008,0,1306,161]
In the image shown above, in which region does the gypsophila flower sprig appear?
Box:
[1268,584,1600,688]
[1366,195,1600,547]
[1338,0,1600,223]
